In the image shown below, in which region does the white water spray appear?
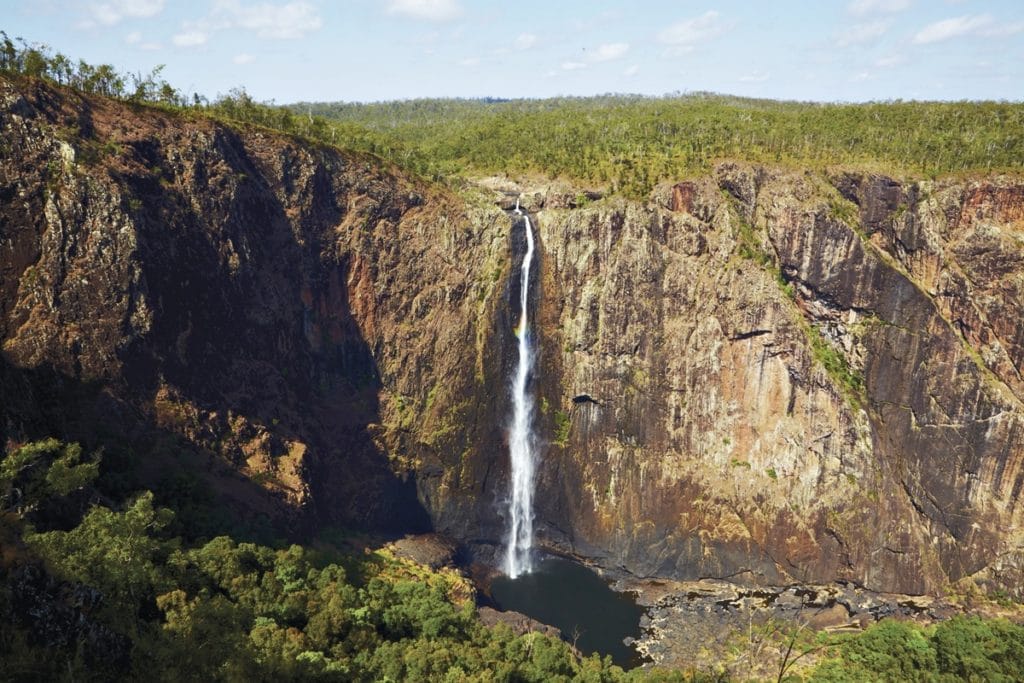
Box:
[504,197,537,578]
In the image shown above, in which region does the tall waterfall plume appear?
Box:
[505,198,537,579]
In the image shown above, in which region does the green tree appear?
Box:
[811,620,937,682]
[20,45,48,78]
[26,492,175,632]
[152,589,258,680]
[932,617,1024,682]
[0,31,16,70]
[0,438,98,514]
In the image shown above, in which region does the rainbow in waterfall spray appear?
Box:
[504,196,537,578]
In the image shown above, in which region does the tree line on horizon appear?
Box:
[3,30,1023,197]
[302,93,1024,196]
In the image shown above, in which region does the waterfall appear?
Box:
[504,198,537,579]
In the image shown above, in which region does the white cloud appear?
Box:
[623,64,639,77]
[387,0,461,21]
[233,53,256,64]
[874,54,905,67]
[591,42,629,62]
[171,0,322,48]
[211,0,323,39]
[836,20,890,47]
[913,14,991,43]
[985,21,1024,38]
[552,42,628,76]
[458,56,480,67]
[851,71,874,82]
[847,0,911,15]
[89,0,165,26]
[657,11,726,54]
[739,70,769,83]
[514,33,537,50]
[126,31,161,50]
[172,29,208,47]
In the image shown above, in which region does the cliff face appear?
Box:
[526,167,1024,595]
[2,78,1023,596]
[0,77,512,534]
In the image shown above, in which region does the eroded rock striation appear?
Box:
[528,166,1024,596]
[0,76,512,535]
[2,77,1023,597]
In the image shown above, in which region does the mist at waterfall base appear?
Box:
[490,556,646,667]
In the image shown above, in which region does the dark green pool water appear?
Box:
[488,556,645,667]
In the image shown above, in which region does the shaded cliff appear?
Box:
[3,77,1024,597]
[0,76,512,537]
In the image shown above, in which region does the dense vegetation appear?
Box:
[4,436,1024,680]
[300,95,1024,196]
[0,438,655,681]
[808,617,1024,682]
[4,30,1023,200]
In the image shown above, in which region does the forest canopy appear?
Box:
[298,94,1024,196]
[4,437,1024,681]
[3,30,1023,198]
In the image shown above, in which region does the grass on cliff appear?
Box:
[553,409,572,447]
[4,32,1024,199]
[296,94,1024,196]
[730,202,866,408]
[804,321,866,407]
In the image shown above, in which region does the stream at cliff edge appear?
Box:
[489,556,645,667]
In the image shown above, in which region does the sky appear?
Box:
[3,0,1023,103]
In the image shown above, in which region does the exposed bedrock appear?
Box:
[526,166,1024,596]
[2,77,1023,596]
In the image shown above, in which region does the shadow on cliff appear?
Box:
[1,115,430,541]
[108,124,432,540]
[0,353,291,542]
[1,343,430,545]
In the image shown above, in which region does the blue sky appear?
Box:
[4,0,1023,103]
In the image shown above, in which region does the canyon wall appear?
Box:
[0,76,513,536]
[525,168,1024,596]
[2,77,1023,596]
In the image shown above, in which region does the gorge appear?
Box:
[2,73,1024,675]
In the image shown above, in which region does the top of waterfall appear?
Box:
[514,195,521,214]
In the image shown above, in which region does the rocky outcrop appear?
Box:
[477,606,562,639]
[625,576,960,674]
[2,77,1023,599]
[0,76,511,535]
[387,533,460,570]
[525,165,1024,596]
